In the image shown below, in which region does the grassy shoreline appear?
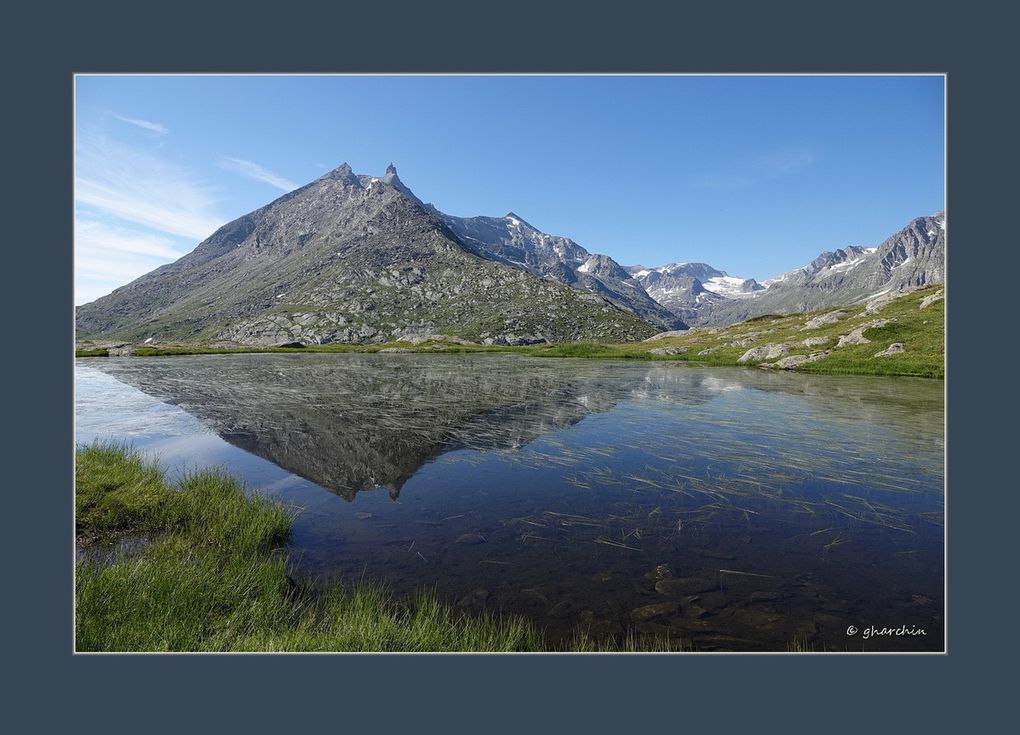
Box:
[75,444,685,652]
[76,286,944,378]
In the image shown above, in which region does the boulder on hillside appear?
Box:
[919,290,944,309]
[874,343,905,357]
[644,330,689,342]
[738,342,797,363]
[836,319,892,348]
[864,291,900,314]
[772,351,831,369]
[650,346,688,356]
[801,311,848,330]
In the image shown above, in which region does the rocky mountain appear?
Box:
[700,212,945,325]
[436,211,684,330]
[76,164,659,346]
[625,263,764,325]
[632,213,944,327]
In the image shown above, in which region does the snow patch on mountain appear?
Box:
[702,274,766,298]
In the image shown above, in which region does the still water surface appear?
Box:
[76,354,944,651]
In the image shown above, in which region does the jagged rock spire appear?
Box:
[322,162,359,185]
[385,163,397,175]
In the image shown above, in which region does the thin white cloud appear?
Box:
[113,114,169,136]
[219,156,298,192]
[74,217,193,304]
[76,135,226,240]
[76,219,184,260]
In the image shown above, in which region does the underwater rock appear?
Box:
[631,600,681,622]
[456,588,490,608]
[655,577,718,597]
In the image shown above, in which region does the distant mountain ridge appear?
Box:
[435,210,684,330]
[75,160,944,343]
[693,212,945,326]
[622,213,944,327]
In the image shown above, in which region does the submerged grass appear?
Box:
[80,286,944,378]
[75,444,678,653]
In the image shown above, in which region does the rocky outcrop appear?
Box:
[836,329,871,347]
[864,290,901,314]
[644,330,689,342]
[480,333,547,346]
[801,311,848,330]
[400,334,478,346]
[875,343,905,357]
[649,346,688,356]
[919,290,944,309]
[836,319,892,348]
[768,351,832,370]
[738,342,798,363]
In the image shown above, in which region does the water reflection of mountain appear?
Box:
[91,354,943,499]
[92,354,630,499]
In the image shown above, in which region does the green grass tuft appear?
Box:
[75,443,177,541]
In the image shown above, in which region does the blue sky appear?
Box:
[74,75,944,304]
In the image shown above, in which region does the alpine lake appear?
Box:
[75,353,944,652]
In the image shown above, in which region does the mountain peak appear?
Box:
[504,212,532,227]
[321,162,359,185]
[377,164,422,205]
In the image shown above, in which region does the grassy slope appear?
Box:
[75,444,685,652]
[595,284,946,379]
[76,286,944,379]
